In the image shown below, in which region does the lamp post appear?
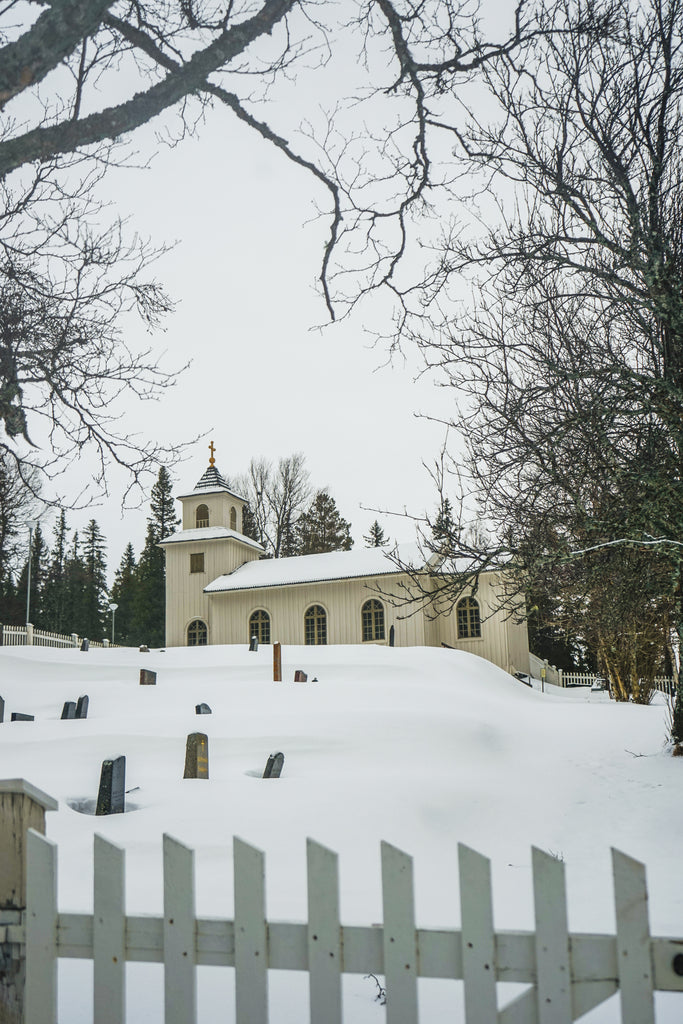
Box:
[25,519,38,628]
[109,603,118,645]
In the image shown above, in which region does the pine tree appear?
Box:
[133,467,179,647]
[430,498,457,553]
[672,679,683,747]
[63,532,88,636]
[296,490,353,555]
[81,520,108,640]
[42,511,69,632]
[363,520,389,548]
[110,543,138,645]
[16,524,48,627]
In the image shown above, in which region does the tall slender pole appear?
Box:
[109,603,118,645]
[25,523,35,627]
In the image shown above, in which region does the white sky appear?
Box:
[23,1,522,577]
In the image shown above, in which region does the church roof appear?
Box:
[159,527,264,552]
[204,543,423,594]
[177,463,247,502]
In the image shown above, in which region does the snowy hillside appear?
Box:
[0,643,680,1022]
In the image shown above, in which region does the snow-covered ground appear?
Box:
[0,643,680,1022]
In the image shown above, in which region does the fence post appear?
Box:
[0,780,58,1024]
[25,625,33,648]
[71,634,79,648]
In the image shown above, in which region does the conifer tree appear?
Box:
[133,467,179,647]
[363,520,389,548]
[110,543,138,646]
[81,520,108,640]
[16,524,48,627]
[42,512,69,632]
[296,490,353,555]
[63,532,88,636]
[430,499,457,553]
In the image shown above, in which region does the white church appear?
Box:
[160,455,530,674]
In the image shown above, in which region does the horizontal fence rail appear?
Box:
[0,624,116,649]
[17,830,683,1024]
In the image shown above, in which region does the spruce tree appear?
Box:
[63,532,88,637]
[16,524,48,627]
[42,511,69,632]
[110,543,138,645]
[430,498,457,553]
[296,490,353,555]
[672,679,683,746]
[363,520,389,548]
[81,520,108,640]
[133,467,179,647]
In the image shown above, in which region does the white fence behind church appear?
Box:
[0,623,113,648]
[18,827,683,1024]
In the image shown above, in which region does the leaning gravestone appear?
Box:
[183,733,209,779]
[0,695,4,723]
[11,712,34,722]
[195,703,212,715]
[80,638,89,652]
[139,669,157,686]
[61,701,76,720]
[96,755,126,815]
[294,670,308,682]
[249,636,258,652]
[76,695,89,719]
[263,751,285,779]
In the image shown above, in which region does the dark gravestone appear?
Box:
[96,756,126,815]
[184,733,209,779]
[139,669,157,686]
[0,695,4,723]
[249,636,258,652]
[80,638,89,652]
[61,701,77,720]
[139,645,150,653]
[11,712,34,722]
[294,670,308,682]
[389,625,395,647]
[263,751,285,779]
[195,703,212,715]
[76,695,89,719]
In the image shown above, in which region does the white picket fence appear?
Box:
[18,829,683,1024]
[1,623,112,648]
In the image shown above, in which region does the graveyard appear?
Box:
[0,641,681,1022]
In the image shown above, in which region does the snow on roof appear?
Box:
[176,463,247,503]
[204,543,423,594]
[159,527,264,552]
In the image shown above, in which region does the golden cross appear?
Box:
[209,441,216,466]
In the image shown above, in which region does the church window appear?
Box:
[196,504,209,528]
[230,506,237,530]
[361,599,385,642]
[456,597,481,639]
[304,604,327,645]
[190,553,205,574]
[249,609,271,644]
[187,619,208,646]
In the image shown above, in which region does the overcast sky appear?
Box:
[31,2,520,578]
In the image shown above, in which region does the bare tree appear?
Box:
[232,452,310,556]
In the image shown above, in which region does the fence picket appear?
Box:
[532,848,572,1023]
[381,842,419,1024]
[25,829,58,1024]
[307,839,342,1024]
[94,835,126,1024]
[163,835,196,1024]
[234,837,268,1024]
[613,849,655,1024]
[458,843,497,1024]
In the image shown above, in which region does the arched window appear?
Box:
[230,506,237,530]
[304,604,327,645]
[196,504,209,528]
[362,599,385,642]
[187,619,208,646]
[456,597,481,639]
[249,609,271,645]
